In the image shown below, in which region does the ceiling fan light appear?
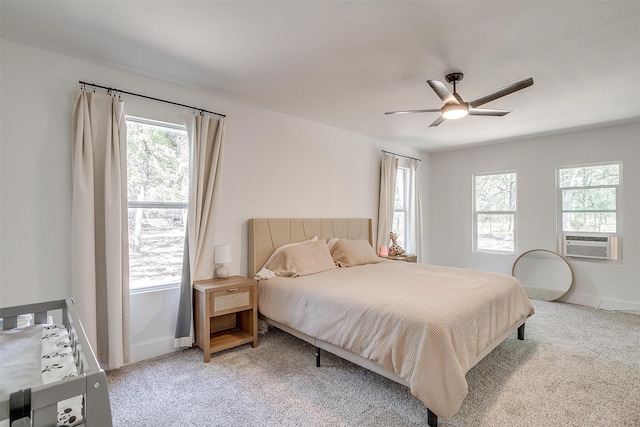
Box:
[442,103,469,120]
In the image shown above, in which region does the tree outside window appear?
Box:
[474,172,517,253]
[126,117,189,291]
[558,163,620,233]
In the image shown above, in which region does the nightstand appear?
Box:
[384,254,417,263]
[193,276,258,362]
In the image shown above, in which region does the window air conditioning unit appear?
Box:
[562,233,617,260]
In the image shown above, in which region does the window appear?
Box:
[127,117,189,291]
[392,167,408,249]
[558,163,620,233]
[473,172,517,253]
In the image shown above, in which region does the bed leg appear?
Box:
[86,370,113,426]
[315,347,321,367]
[427,408,438,427]
[518,323,525,340]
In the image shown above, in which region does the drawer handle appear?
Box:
[227,288,238,292]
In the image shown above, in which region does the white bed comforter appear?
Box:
[258,261,534,418]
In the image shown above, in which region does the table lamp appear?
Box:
[214,244,231,279]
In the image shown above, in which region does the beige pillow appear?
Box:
[254,236,318,280]
[330,239,382,267]
[266,239,337,278]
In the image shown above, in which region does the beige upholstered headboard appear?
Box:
[248,218,373,277]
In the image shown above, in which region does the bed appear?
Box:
[0,298,112,427]
[249,218,534,427]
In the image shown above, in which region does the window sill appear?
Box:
[130,283,180,295]
[474,250,516,255]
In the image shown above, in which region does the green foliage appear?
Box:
[559,164,619,232]
[127,120,189,203]
[126,119,190,289]
[559,164,619,188]
[475,173,516,211]
[562,188,616,211]
[474,172,516,252]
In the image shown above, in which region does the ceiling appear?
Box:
[2,1,639,153]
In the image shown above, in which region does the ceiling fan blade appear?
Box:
[468,77,534,108]
[385,108,441,115]
[468,108,511,116]
[429,115,446,127]
[427,80,459,105]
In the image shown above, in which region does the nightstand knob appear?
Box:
[227,288,238,292]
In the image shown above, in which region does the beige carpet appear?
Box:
[107,300,640,426]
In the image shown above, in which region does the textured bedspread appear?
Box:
[258,261,534,418]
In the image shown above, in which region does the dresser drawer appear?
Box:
[209,286,253,316]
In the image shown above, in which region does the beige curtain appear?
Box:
[175,114,225,348]
[406,159,423,261]
[376,153,399,253]
[71,90,130,369]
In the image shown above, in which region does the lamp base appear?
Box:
[216,264,229,279]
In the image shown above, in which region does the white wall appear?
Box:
[4,38,636,366]
[428,125,640,311]
[0,39,425,362]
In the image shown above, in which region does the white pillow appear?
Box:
[254,236,318,280]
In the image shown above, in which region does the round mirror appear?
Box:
[512,249,573,301]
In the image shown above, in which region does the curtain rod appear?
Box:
[78,81,226,118]
[381,150,421,162]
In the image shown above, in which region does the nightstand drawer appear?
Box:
[210,287,253,316]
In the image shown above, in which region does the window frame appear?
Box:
[126,116,189,294]
[393,166,409,250]
[472,171,518,254]
[556,161,622,236]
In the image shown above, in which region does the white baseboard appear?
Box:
[562,292,602,307]
[563,292,640,313]
[598,298,640,314]
[130,337,180,364]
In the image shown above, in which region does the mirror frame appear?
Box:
[512,249,574,301]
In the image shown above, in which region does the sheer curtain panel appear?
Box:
[71,90,130,369]
[406,159,423,262]
[376,154,399,253]
[175,114,226,348]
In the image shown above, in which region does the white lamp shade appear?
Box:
[214,244,231,264]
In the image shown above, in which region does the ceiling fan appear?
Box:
[385,72,534,127]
